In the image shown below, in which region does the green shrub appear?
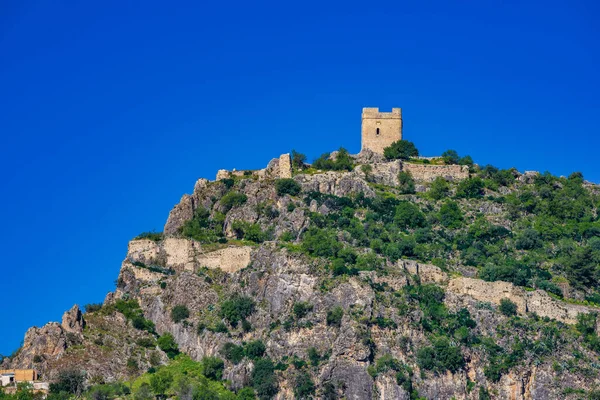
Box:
[220,178,235,189]
[136,337,156,348]
[134,231,163,241]
[245,340,266,360]
[293,302,314,319]
[251,358,278,399]
[429,177,450,200]
[312,147,354,171]
[326,306,344,327]
[202,356,225,380]
[276,179,302,196]
[294,371,315,399]
[456,178,485,199]
[416,337,464,373]
[236,387,257,400]
[499,298,518,316]
[397,171,415,194]
[301,227,342,258]
[221,342,245,364]
[442,149,460,164]
[180,207,225,243]
[221,192,248,212]
[307,347,322,366]
[291,150,307,171]
[84,303,103,313]
[219,295,256,327]
[157,333,179,359]
[438,201,463,228]
[149,369,173,398]
[49,369,86,395]
[515,229,542,250]
[394,202,426,229]
[170,305,190,323]
[113,299,155,333]
[212,321,229,333]
[383,140,419,160]
[232,221,270,243]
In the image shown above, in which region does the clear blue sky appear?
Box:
[0,0,598,355]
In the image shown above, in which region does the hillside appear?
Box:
[3,146,600,400]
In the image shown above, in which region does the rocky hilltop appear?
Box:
[4,148,600,400]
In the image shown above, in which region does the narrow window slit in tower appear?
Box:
[376,128,380,136]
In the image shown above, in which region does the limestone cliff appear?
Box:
[6,151,600,400]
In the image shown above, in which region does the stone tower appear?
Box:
[361,107,403,154]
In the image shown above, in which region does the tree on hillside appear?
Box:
[383,140,419,160]
[291,150,307,171]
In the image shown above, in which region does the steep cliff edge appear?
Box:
[5,152,600,399]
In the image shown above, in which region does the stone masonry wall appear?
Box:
[402,163,469,182]
[448,277,599,326]
[216,153,292,181]
[361,108,402,154]
[126,238,251,274]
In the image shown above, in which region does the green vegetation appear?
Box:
[293,301,314,319]
[499,298,518,316]
[383,140,419,160]
[134,231,164,242]
[180,207,226,243]
[441,149,473,166]
[293,371,315,399]
[275,178,301,196]
[312,147,354,171]
[251,358,278,399]
[219,295,256,327]
[397,171,416,194]
[157,333,179,359]
[291,150,307,171]
[170,305,190,323]
[221,192,248,212]
[417,337,464,373]
[326,306,344,327]
[102,299,155,334]
[232,221,271,243]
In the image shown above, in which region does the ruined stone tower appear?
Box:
[361,107,403,154]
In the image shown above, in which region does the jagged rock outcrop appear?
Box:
[61,305,85,334]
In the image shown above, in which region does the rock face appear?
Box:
[7,150,600,400]
[61,305,85,334]
[294,171,375,198]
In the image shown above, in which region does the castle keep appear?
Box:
[361,107,403,154]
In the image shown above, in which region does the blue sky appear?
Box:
[0,0,598,354]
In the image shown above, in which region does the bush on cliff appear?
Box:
[276,178,301,196]
[157,333,179,359]
[170,305,190,323]
[219,295,256,327]
[383,140,419,160]
[251,358,278,399]
[417,337,464,373]
[397,171,416,194]
[499,299,518,316]
[312,147,354,171]
[220,192,248,212]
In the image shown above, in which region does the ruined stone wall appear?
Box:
[126,238,251,274]
[402,163,469,182]
[196,246,251,273]
[279,153,292,178]
[448,277,599,325]
[216,153,292,181]
[361,107,402,154]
